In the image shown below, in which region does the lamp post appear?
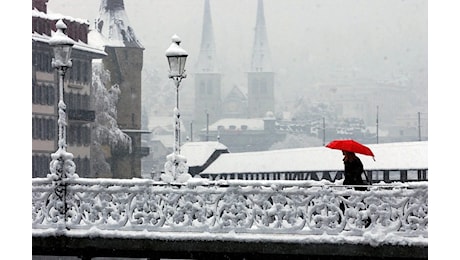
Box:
[161,34,191,183]
[48,19,78,229]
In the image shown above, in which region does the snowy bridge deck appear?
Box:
[32,177,427,259]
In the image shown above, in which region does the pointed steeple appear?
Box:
[196,0,218,72]
[250,0,272,72]
[247,0,274,118]
[96,0,143,48]
[194,0,222,129]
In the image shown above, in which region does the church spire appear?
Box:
[196,0,218,72]
[96,0,143,48]
[250,0,272,72]
[193,0,222,129]
[247,0,274,118]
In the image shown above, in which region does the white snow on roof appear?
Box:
[181,141,228,167]
[32,32,107,57]
[33,8,90,25]
[202,141,428,174]
[32,9,106,57]
[87,29,107,50]
[95,2,143,48]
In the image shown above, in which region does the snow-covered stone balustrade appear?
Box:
[32,178,427,249]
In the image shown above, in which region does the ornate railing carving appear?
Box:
[32,178,427,246]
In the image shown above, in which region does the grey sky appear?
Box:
[47,0,427,117]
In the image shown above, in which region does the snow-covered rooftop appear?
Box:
[32,9,107,57]
[94,0,143,48]
[32,8,90,25]
[202,141,428,174]
[181,141,228,167]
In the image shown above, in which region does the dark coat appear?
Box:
[343,156,365,186]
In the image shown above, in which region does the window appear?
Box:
[32,118,38,139]
[83,61,89,83]
[32,154,51,178]
[82,94,90,108]
[45,52,52,72]
[207,80,213,95]
[76,93,82,110]
[83,126,91,145]
[75,60,81,82]
[43,85,50,105]
[38,85,48,105]
[200,81,206,94]
[39,118,46,140]
[260,85,267,94]
[67,124,91,146]
[46,119,54,140]
[47,85,55,106]
[32,82,38,104]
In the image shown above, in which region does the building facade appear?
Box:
[198,113,285,153]
[93,0,149,178]
[32,0,106,177]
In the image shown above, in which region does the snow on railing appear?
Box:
[32,178,427,247]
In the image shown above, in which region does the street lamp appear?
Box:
[47,19,78,230]
[161,34,191,183]
[48,20,78,180]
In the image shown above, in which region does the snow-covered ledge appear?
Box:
[32,178,427,247]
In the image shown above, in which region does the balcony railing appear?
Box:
[67,109,95,122]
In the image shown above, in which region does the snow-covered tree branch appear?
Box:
[90,60,132,177]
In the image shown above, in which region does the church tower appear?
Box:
[194,0,222,132]
[95,0,147,178]
[247,0,275,118]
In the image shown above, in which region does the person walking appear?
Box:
[342,150,366,190]
[341,150,371,228]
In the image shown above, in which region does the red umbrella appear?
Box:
[326,139,375,159]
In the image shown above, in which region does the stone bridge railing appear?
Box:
[32,178,427,248]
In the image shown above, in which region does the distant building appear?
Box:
[193,0,222,131]
[90,0,149,178]
[32,0,106,177]
[387,110,428,142]
[193,0,275,141]
[312,77,418,143]
[221,86,248,119]
[142,116,186,179]
[247,0,275,118]
[198,112,285,153]
[143,139,169,180]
